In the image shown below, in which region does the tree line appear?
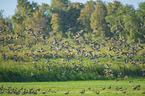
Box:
[0,0,145,42]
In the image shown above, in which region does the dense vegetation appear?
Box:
[0,0,145,82]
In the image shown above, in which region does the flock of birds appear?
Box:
[0,29,145,95]
[0,29,145,78]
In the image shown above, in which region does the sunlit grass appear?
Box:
[0,79,145,96]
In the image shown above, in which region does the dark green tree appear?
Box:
[136,2,145,42]
[106,2,143,42]
[105,1,127,39]
[51,13,61,31]
[50,0,70,13]
[50,0,84,36]
[11,0,39,35]
[65,2,84,32]
[77,0,96,32]
[90,0,108,37]
[123,5,141,42]
[107,1,122,15]
[24,3,51,35]
[0,10,13,35]
[50,0,70,35]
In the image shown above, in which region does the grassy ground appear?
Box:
[0,78,145,96]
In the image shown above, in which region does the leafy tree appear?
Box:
[0,10,13,35]
[107,1,122,15]
[106,2,143,42]
[105,1,123,38]
[24,3,51,35]
[123,5,141,42]
[50,0,70,35]
[51,13,61,31]
[105,1,144,41]
[90,0,108,37]
[77,0,96,32]
[11,0,39,36]
[136,2,145,42]
[65,2,84,32]
[105,2,135,40]
[50,0,70,13]
[50,0,84,36]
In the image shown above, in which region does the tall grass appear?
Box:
[0,30,145,82]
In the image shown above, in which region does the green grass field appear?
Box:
[1,78,145,96]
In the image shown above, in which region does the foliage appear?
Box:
[90,0,108,37]
[77,0,96,32]
[0,0,145,82]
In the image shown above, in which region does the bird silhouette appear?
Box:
[65,91,69,94]
[94,90,100,94]
[42,91,46,94]
[142,91,145,94]
[108,86,111,89]
[129,80,133,83]
[114,79,119,83]
[102,87,106,90]
[80,89,85,94]
[122,91,126,94]
[119,86,122,89]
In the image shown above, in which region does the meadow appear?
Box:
[1,79,145,96]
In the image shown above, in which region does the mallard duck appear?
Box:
[80,89,85,94]
[114,79,119,83]
[42,91,46,94]
[108,86,111,89]
[142,91,145,94]
[33,90,37,94]
[119,86,122,89]
[102,87,106,90]
[65,91,69,94]
[94,90,100,94]
[122,91,126,94]
[37,88,40,91]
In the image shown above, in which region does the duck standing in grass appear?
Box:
[102,87,106,90]
[142,91,145,94]
[122,91,126,94]
[42,91,46,94]
[80,89,85,94]
[108,86,111,89]
[65,91,69,95]
[94,90,100,94]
